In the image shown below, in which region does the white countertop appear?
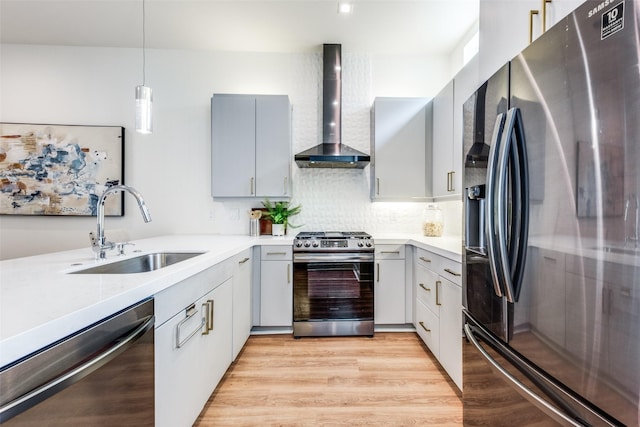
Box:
[0,233,460,367]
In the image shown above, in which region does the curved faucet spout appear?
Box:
[92,185,152,259]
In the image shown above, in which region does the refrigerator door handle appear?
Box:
[464,322,589,427]
[496,108,530,303]
[485,113,507,298]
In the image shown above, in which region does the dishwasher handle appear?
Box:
[0,314,154,423]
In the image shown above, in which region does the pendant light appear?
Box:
[135,0,152,134]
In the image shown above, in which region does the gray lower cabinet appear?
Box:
[413,247,462,390]
[211,94,291,198]
[154,260,235,427]
[259,246,293,327]
[374,245,407,324]
[232,249,253,360]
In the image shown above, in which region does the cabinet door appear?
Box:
[156,293,209,427]
[438,277,462,390]
[371,98,429,200]
[479,0,540,81]
[260,260,292,326]
[375,259,406,324]
[232,251,252,360]
[255,95,291,198]
[212,95,256,197]
[432,80,455,198]
[415,299,440,358]
[201,279,233,389]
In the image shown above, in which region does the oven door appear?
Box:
[293,252,374,322]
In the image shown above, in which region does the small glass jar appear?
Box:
[422,204,444,237]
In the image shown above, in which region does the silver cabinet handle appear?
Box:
[250,177,255,195]
[377,263,380,282]
[202,299,214,333]
[283,177,288,195]
[376,178,380,195]
[267,252,287,256]
[287,263,290,283]
[419,256,431,263]
[436,280,442,306]
[380,251,400,255]
[419,283,431,292]
[239,257,250,264]
[444,268,461,277]
[176,303,205,348]
[418,321,431,332]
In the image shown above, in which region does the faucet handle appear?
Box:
[116,242,135,256]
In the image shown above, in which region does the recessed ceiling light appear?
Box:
[338,2,353,14]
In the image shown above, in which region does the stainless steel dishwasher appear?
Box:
[0,298,154,426]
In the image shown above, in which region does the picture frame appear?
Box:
[0,123,124,216]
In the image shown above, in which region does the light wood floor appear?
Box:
[194,332,462,426]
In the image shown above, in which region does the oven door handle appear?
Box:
[293,253,374,263]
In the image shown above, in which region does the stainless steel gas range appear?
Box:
[292,232,374,337]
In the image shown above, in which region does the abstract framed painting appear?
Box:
[0,123,124,216]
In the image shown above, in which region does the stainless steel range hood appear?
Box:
[295,44,370,169]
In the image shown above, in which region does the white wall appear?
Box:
[0,44,459,260]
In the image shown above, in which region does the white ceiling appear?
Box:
[0,0,479,55]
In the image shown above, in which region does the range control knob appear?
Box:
[357,241,364,247]
[365,242,373,247]
[295,241,303,247]
[304,241,311,247]
[312,241,319,247]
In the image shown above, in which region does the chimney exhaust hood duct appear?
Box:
[295,44,370,168]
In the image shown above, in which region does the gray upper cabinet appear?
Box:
[370,97,432,201]
[211,94,291,198]
[431,80,457,199]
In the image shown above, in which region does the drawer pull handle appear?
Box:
[267,252,287,256]
[238,257,250,264]
[287,263,291,283]
[176,304,206,348]
[377,263,380,282]
[380,251,400,255]
[444,268,461,277]
[419,321,431,332]
[419,256,431,263]
[436,281,442,306]
[419,283,431,292]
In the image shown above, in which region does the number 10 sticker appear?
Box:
[602,1,624,40]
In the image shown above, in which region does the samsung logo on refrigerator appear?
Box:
[587,0,619,18]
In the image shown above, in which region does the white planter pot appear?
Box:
[271,224,285,236]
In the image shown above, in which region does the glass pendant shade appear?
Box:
[135,85,153,134]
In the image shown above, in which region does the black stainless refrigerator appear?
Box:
[463,1,639,426]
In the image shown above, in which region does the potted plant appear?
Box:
[262,199,302,236]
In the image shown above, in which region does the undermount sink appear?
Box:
[70,252,205,274]
[590,246,639,256]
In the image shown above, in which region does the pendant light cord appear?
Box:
[142,0,146,86]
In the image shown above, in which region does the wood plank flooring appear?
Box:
[194,332,462,426]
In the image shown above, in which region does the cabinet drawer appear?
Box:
[261,245,292,260]
[415,248,437,271]
[415,299,439,358]
[438,257,462,287]
[415,263,440,313]
[375,244,405,259]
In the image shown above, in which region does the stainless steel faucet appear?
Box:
[91,185,152,259]
[624,193,638,248]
